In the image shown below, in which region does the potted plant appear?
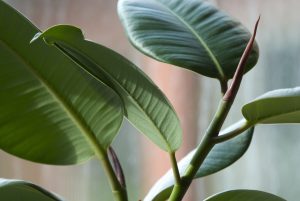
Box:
[0,0,296,200]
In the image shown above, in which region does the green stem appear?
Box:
[100,153,128,201]
[213,119,252,143]
[170,152,181,186]
[169,100,232,201]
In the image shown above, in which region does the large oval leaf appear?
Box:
[204,190,285,201]
[0,178,64,201]
[32,25,182,152]
[0,1,123,164]
[144,127,254,201]
[118,0,259,80]
[242,87,300,124]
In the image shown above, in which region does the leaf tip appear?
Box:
[31,24,85,46]
[30,32,42,44]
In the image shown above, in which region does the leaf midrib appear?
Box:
[152,0,226,80]
[0,39,106,158]
[55,41,174,152]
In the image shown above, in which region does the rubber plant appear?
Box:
[0,0,295,200]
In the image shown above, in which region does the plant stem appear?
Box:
[213,119,252,143]
[100,153,128,201]
[169,18,260,201]
[170,152,181,186]
[169,100,232,201]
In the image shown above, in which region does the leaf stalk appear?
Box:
[170,152,181,186]
[213,119,252,143]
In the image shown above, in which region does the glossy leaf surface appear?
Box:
[204,190,285,201]
[33,25,182,152]
[0,1,123,165]
[145,127,254,201]
[0,178,64,201]
[118,0,259,80]
[242,87,300,124]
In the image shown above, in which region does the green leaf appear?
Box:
[144,127,254,201]
[118,0,259,81]
[32,25,182,152]
[204,190,286,201]
[242,87,300,124]
[0,1,123,165]
[0,178,64,201]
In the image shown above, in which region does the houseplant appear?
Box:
[0,0,297,200]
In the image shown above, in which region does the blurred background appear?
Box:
[1,0,300,200]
